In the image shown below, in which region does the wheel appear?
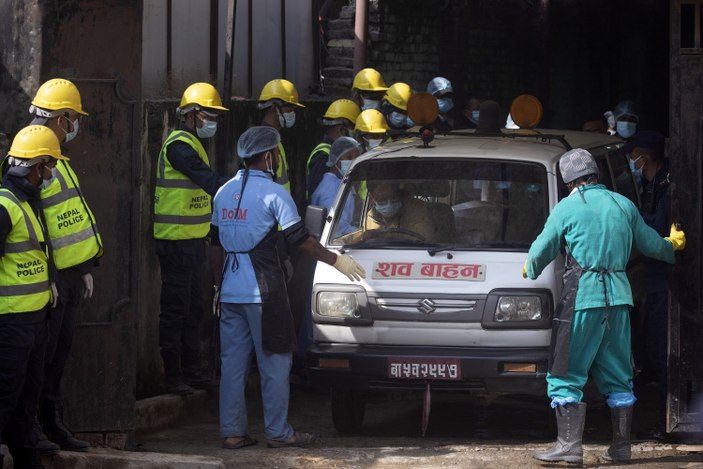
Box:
[331,389,365,434]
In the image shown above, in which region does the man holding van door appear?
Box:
[523,148,685,464]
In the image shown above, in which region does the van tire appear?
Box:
[331,389,365,434]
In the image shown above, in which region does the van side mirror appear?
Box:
[305,205,328,239]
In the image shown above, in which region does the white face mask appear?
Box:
[64,118,79,142]
[338,160,351,175]
[616,121,637,139]
[197,119,218,138]
[367,138,382,149]
[278,111,296,128]
[388,111,408,129]
[471,110,480,122]
[362,98,380,111]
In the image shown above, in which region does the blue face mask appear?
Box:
[616,121,637,138]
[362,98,381,111]
[437,98,454,114]
[629,157,643,186]
[388,111,408,129]
[471,110,480,122]
[406,116,415,127]
[375,199,402,218]
[338,160,351,175]
[279,111,296,128]
[197,119,217,138]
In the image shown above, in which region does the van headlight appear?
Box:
[317,292,360,318]
[494,296,542,322]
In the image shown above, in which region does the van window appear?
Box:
[329,158,548,250]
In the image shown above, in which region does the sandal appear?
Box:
[267,431,317,448]
[222,434,258,449]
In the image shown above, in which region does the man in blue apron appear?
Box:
[210,126,364,449]
[524,148,685,464]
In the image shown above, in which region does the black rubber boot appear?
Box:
[182,356,218,389]
[8,447,45,469]
[31,417,60,455]
[533,402,587,464]
[603,405,633,462]
[40,400,89,452]
[162,351,194,395]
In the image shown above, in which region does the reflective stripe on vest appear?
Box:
[0,190,51,313]
[154,130,212,240]
[276,142,290,193]
[305,142,331,198]
[40,161,103,270]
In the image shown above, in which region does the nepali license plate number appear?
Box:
[387,357,461,380]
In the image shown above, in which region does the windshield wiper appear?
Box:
[427,245,460,256]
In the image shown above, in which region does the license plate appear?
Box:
[387,357,461,380]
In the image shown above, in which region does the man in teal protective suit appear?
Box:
[524,148,686,464]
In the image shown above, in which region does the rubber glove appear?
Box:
[212,284,221,317]
[665,223,686,251]
[333,254,366,281]
[522,261,528,279]
[82,273,94,299]
[51,282,59,308]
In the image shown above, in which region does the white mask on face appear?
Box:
[471,110,480,122]
[338,160,351,175]
[278,111,296,128]
[197,119,218,138]
[362,98,381,111]
[367,138,382,149]
[616,121,637,139]
[64,118,79,142]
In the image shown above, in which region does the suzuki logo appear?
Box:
[417,298,436,314]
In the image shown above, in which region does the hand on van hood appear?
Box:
[522,260,528,279]
[333,254,366,281]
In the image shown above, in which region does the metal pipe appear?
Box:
[280,0,287,78]
[247,0,253,97]
[353,0,368,75]
[166,0,173,78]
[209,0,219,81]
[220,0,237,176]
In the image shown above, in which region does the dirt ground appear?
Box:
[135,377,703,469]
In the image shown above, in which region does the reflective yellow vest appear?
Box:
[305,142,331,199]
[276,142,290,193]
[0,189,51,313]
[40,161,103,270]
[154,130,212,240]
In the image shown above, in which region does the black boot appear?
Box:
[31,417,60,455]
[603,405,633,462]
[40,400,89,452]
[534,402,587,464]
[162,351,194,395]
[182,356,218,389]
[8,447,45,469]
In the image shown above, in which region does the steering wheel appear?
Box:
[364,227,426,241]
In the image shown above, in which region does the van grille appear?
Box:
[370,294,486,322]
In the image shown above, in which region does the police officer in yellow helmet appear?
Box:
[354,109,389,152]
[351,68,388,111]
[153,82,229,396]
[0,126,67,469]
[258,79,305,193]
[29,78,99,453]
[307,99,360,199]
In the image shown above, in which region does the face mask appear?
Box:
[64,118,79,142]
[471,110,480,122]
[338,160,351,175]
[437,98,454,114]
[340,125,350,137]
[278,111,296,129]
[406,116,415,127]
[362,98,380,111]
[265,152,279,181]
[616,121,637,138]
[388,111,408,129]
[375,199,402,218]
[197,119,218,138]
[629,157,643,185]
[367,138,382,150]
[39,174,55,190]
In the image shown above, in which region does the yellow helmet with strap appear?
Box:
[383,83,413,111]
[178,82,229,113]
[354,109,388,134]
[31,79,88,116]
[259,79,305,108]
[352,68,388,92]
[323,99,361,124]
[8,125,69,161]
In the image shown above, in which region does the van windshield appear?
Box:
[328,158,548,250]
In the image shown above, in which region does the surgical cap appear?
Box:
[327,136,363,167]
[236,126,281,159]
[613,100,638,121]
[559,148,599,184]
[426,77,453,97]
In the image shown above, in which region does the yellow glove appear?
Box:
[333,254,366,281]
[665,223,686,251]
[522,261,528,279]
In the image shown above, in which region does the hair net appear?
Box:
[236,126,281,159]
[426,77,453,97]
[559,148,599,183]
[613,100,638,121]
[327,136,363,167]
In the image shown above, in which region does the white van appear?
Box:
[304,129,637,433]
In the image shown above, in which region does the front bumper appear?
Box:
[306,343,549,395]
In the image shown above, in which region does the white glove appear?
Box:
[333,254,366,281]
[51,282,59,308]
[212,285,221,317]
[82,273,94,299]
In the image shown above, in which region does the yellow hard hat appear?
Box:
[355,109,388,134]
[8,125,69,161]
[383,82,413,111]
[259,79,305,108]
[323,99,361,124]
[352,68,388,92]
[179,82,229,113]
[31,79,88,116]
